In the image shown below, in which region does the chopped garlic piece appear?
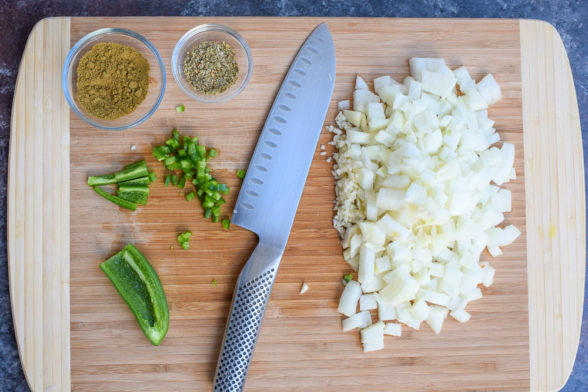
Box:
[299,282,309,295]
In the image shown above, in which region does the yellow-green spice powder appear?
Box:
[76,42,150,120]
[183,41,239,95]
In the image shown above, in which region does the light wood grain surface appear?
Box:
[8,17,71,392]
[7,17,584,392]
[520,19,586,391]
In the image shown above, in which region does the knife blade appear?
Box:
[213,23,336,392]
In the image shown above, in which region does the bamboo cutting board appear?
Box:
[8,17,585,392]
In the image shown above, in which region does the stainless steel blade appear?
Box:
[213,23,335,392]
[231,22,336,248]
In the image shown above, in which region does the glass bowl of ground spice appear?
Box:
[172,24,252,103]
[62,28,166,130]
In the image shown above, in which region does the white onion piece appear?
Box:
[426,305,449,334]
[337,280,362,317]
[338,100,350,110]
[450,309,471,323]
[362,341,385,352]
[476,74,502,105]
[343,110,362,126]
[454,66,475,92]
[359,294,378,311]
[377,296,397,321]
[384,323,402,336]
[373,75,392,92]
[332,59,519,352]
[422,70,456,98]
[411,299,431,321]
[360,321,385,352]
[343,310,372,331]
[356,75,369,90]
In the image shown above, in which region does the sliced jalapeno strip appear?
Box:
[100,244,169,346]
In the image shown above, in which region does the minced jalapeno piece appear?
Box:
[152,128,230,226]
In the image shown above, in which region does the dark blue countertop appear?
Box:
[0,1,585,391]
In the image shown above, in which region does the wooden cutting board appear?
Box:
[8,17,585,392]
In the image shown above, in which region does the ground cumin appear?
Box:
[77,42,149,120]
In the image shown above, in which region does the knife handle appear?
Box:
[213,242,283,392]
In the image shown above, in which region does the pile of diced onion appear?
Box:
[329,58,521,352]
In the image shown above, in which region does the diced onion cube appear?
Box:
[377,214,410,240]
[358,246,377,285]
[360,321,385,346]
[426,305,449,334]
[454,66,475,92]
[342,310,372,331]
[405,317,421,330]
[409,58,450,81]
[376,188,405,210]
[362,341,385,352]
[463,287,483,302]
[379,272,419,306]
[375,256,392,274]
[360,322,385,352]
[377,297,397,321]
[359,294,378,311]
[337,280,362,317]
[338,100,350,110]
[356,75,369,90]
[353,89,379,112]
[450,309,471,323]
[429,263,445,278]
[480,262,496,287]
[476,74,502,105]
[417,287,449,306]
[384,323,402,336]
[361,276,386,293]
[343,110,362,126]
[357,168,375,190]
[347,129,370,144]
[463,87,488,112]
[373,75,392,92]
[422,70,456,98]
[411,299,430,321]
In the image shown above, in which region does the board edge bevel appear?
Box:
[7,16,71,392]
[520,18,586,392]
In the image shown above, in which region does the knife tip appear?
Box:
[316,21,330,31]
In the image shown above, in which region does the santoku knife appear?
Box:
[213,23,336,392]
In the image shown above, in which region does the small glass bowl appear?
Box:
[62,28,166,131]
[172,24,252,103]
